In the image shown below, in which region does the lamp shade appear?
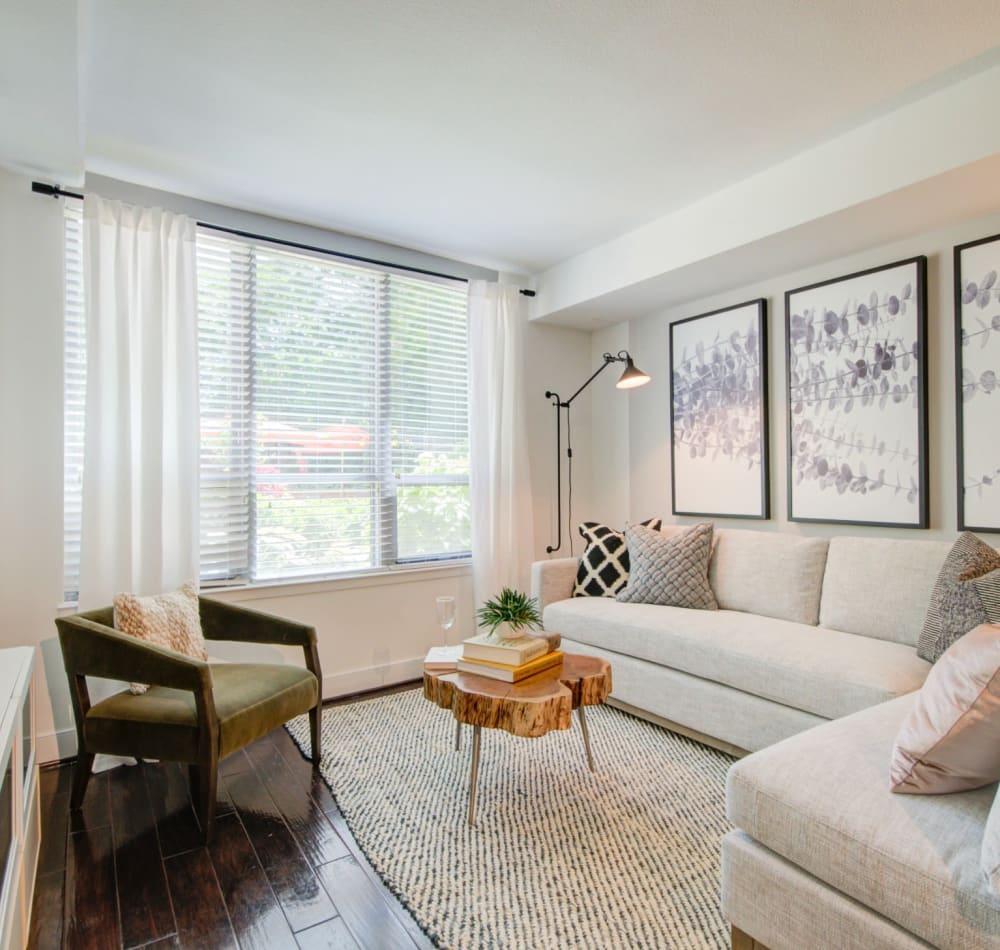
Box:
[616,357,650,389]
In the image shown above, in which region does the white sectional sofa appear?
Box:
[531,527,1000,949]
[532,528,943,752]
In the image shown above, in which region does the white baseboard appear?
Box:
[321,656,424,699]
[38,656,426,765]
[38,728,76,765]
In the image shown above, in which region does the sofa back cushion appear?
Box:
[708,529,829,625]
[819,537,952,646]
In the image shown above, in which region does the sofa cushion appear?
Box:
[709,529,828,625]
[727,694,1000,949]
[918,533,1000,663]
[617,521,717,610]
[891,623,1000,794]
[543,597,929,720]
[984,788,1000,899]
[85,662,318,761]
[819,537,952,646]
[974,568,1000,623]
[572,517,662,598]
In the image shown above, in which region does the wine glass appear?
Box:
[436,595,456,645]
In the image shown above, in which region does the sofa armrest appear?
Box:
[531,557,579,612]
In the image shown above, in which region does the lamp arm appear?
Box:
[563,352,622,407]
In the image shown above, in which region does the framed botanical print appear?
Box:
[670,298,769,518]
[955,232,1000,532]
[785,256,928,528]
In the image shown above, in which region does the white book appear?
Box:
[424,645,463,669]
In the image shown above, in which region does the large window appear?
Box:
[63,208,470,602]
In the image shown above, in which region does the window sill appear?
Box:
[197,559,472,603]
[58,559,471,612]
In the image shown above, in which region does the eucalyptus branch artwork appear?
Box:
[785,257,928,527]
[955,232,1000,532]
[670,299,769,518]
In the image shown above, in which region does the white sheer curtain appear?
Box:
[78,195,199,608]
[468,281,535,608]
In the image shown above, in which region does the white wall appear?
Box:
[0,168,593,763]
[605,208,1000,543]
[0,169,69,762]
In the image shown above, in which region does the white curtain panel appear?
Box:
[468,281,535,608]
[78,195,199,607]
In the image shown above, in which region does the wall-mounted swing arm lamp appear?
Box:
[545,350,650,554]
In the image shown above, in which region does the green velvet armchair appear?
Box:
[55,597,322,843]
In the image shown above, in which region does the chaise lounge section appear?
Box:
[533,526,1000,948]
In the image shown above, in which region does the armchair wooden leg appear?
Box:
[191,759,219,845]
[70,752,94,810]
[309,705,322,764]
[188,764,201,809]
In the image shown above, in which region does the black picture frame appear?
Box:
[955,232,1000,533]
[669,298,769,519]
[785,255,929,528]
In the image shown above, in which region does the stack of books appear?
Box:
[456,631,562,682]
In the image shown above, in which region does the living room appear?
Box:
[3,2,1000,948]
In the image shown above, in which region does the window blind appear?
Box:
[64,219,470,602]
[195,231,470,585]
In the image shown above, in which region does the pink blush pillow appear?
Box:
[890,623,1000,794]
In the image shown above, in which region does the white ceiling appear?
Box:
[12,2,1000,273]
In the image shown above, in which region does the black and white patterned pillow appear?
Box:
[573,518,662,597]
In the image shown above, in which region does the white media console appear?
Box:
[0,648,38,950]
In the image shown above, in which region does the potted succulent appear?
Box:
[476,587,543,640]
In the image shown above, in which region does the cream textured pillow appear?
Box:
[114,582,208,694]
[890,623,1000,794]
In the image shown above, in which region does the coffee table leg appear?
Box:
[454,719,462,751]
[468,725,481,826]
[578,707,595,771]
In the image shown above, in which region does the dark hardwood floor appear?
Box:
[29,686,434,950]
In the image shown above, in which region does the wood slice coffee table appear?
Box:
[423,653,612,825]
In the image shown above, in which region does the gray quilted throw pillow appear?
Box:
[616,521,718,610]
[918,532,1000,663]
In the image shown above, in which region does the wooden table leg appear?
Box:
[468,725,481,826]
[578,706,595,771]
[455,719,462,751]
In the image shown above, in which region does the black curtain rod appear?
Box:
[31,181,537,296]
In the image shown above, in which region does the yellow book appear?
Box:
[456,651,563,683]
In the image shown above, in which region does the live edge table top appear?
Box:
[422,652,613,739]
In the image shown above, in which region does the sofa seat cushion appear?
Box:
[543,598,929,720]
[727,694,1000,949]
[85,662,318,762]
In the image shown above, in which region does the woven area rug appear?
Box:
[286,689,734,950]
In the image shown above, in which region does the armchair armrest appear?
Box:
[197,598,322,693]
[198,597,317,648]
[531,557,579,613]
[55,614,212,693]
